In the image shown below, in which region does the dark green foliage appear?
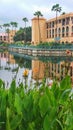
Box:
[13,27,31,42]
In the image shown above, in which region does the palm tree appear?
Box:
[3,23,10,42]
[3,23,9,32]
[51,4,62,39]
[6,28,10,43]
[22,17,28,43]
[10,22,14,32]
[0,25,2,42]
[6,24,10,43]
[34,11,43,43]
[13,22,18,32]
[61,12,66,15]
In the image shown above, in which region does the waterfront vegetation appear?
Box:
[8,41,73,50]
[0,75,73,130]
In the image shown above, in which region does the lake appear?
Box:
[0,50,73,87]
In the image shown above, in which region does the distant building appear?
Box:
[0,30,16,43]
[0,33,8,43]
[9,30,16,43]
[32,13,73,44]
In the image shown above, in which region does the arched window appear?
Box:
[66,26,69,32]
[62,27,65,37]
[66,41,68,44]
[55,28,57,37]
[72,26,73,32]
[58,28,61,37]
[71,26,73,36]
[66,26,69,36]
[58,28,61,33]
[52,29,54,38]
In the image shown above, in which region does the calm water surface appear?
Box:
[0,50,73,87]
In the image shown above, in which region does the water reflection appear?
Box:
[0,50,73,87]
[0,51,32,87]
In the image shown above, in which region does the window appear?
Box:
[62,27,65,37]
[71,17,73,24]
[52,29,54,38]
[59,19,61,23]
[46,30,48,38]
[52,21,54,27]
[71,26,73,36]
[66,17,70,25]
[66,26,69,36]
[62,19,65,26]
[46,23,48,29]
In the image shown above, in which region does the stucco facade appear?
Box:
[0,30,16,43]
[32,17,46,45]
[32,13,73,44]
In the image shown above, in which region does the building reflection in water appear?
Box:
[32,59,73,84]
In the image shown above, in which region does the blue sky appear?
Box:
[0,0,73,29]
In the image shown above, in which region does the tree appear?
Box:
[13,22,18,32]
[3,23,9,32]
[0,25,2,42]
[13,27,31,42]
[3,23,10,43]
[10,22,18,32]
[61,12,66,15]
[51,4,62,39]
[10,22,14,31]
[6,28,10,43]
[22,17,28,43]
[34,11,43,43]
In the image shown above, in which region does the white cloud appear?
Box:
[0,0,73,29]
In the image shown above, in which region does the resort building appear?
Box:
[0,33,8,43]
[9,30,16,43]
[32,13,73,44]
[0,30,16,43]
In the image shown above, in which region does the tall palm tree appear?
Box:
[3,23,10,42]
[0,25,2,42]
[22,17,28,43]
[3,23,8,32]
[34,11,43,43]
[6,23,10,43]
[10,22,14,32]
[51,4,62,39]
[13,22,18,32]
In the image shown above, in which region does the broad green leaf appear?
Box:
[43,114,50,130]
[10,80,16,94]
[60,76,71,90]
[39,94,49,117]
[6,107,11,130]
[0,79,5,89]
[10,114,22,130]
[14,93,22,115]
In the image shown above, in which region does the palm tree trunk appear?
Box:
[25,22,26,43]
[56,11,58,38]
[38,16,41,43]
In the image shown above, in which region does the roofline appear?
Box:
[46,12,73,22]
[32,17,46,21]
